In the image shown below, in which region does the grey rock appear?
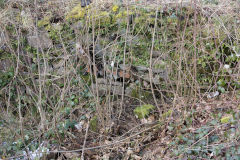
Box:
[0,59,11,72]
[152,68,167,74]
[207,91,219,99]
[97,78,122,86]
[0,31,9,53]
[152,51,162,58]
[95,43,104,58]
[154,69,168,80]
[135,66,149,72]
[152,58,167,76]
[72,21,84,30]
[21,8,34,29]
[119,64,131,71]
[125,83,137,96]
[81,0,92,7]
[2,8,20,24]
[142,74,161,84]
[27,31,52,49]
[91,83,123,96]
[0,31,5,48]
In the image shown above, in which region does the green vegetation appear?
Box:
[168,110,240,159]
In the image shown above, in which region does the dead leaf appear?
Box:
[118,70,131,79]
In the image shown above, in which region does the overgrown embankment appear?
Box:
[0,0,240,159]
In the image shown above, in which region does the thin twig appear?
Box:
[81,120,90,160]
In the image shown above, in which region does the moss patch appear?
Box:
[89,116,98,132]
[220,115,232,124]
[66,3,88,20]
[134,104,155,119]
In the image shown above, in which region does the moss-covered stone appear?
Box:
[129,85,152,100]
[89,116,98,132]
[134,104,155,119]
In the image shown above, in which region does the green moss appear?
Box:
[134,104,155,119]
[66,3,88,20]
[90,11,112,27]
[37,15,51,28]
[131,88,138,98]
[89,116,98,132]
[220,116,231,124]
[130,86,152,99]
